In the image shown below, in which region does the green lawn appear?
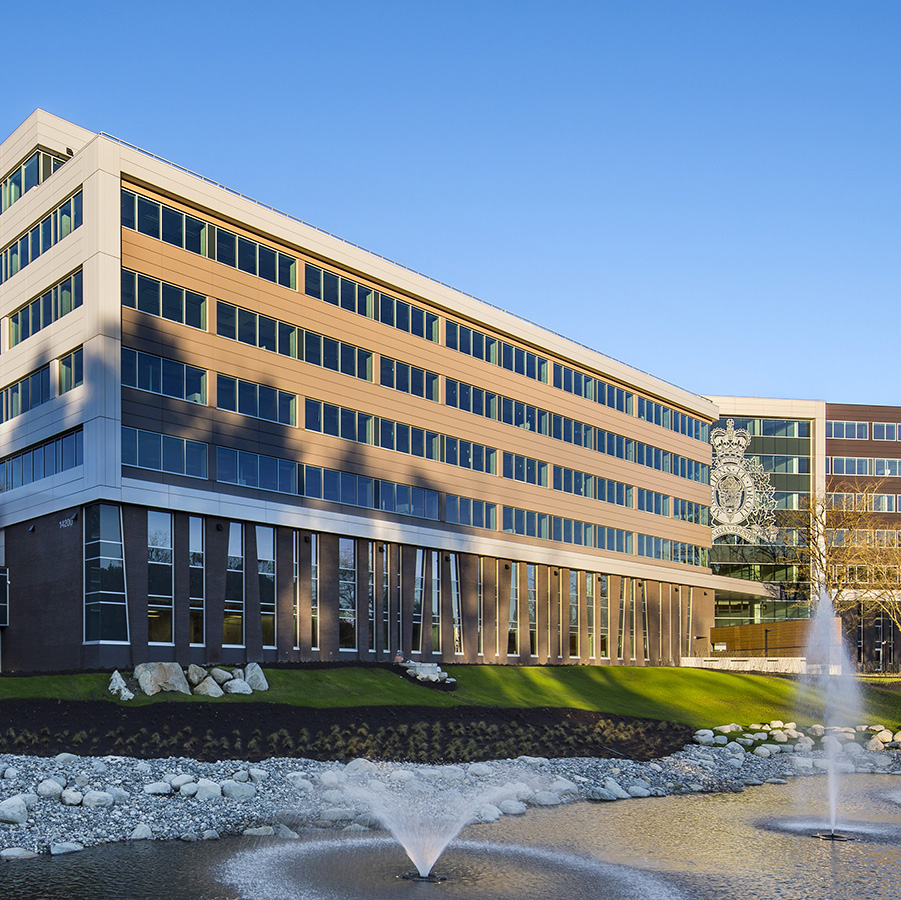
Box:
[1,665,898,730]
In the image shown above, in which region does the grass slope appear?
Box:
[0,666,898,730]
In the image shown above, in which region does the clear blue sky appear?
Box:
[3,1,899,405]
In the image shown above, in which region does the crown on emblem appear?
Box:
[710,419,751,461]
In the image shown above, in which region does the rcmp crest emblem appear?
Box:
[709,419,776,542]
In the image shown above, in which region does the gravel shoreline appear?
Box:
[2,737,899,859]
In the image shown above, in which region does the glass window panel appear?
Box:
[238,308,257,345]
[137,275,161,316]
[161,206,184,246]
[216,229,237,266]
[137,196,160,238]
[237,237,257,274]
[185,291,205,330]
[161,282,183,322]
[185,216,205,254]
[258,245,277,282]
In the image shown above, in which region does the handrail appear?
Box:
[99,131,710,405]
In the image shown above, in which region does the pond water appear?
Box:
[3,775,900,900]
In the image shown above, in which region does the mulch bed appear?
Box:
[0,700,693,764]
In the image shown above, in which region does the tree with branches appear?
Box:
[777,480,901,641]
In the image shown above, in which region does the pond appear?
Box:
[3,775,900,900]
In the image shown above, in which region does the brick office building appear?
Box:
[0,111,739,672]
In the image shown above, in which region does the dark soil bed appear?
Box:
[0,700,693,763]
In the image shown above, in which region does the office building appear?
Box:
[0,111,733,672]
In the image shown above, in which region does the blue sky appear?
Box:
[3,1,899,405]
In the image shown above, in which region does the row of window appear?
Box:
[122,427,208,479]
[215,445,441,520]
[637,396,709,443]
[446,320,548,384]
[446,377,709,483]
[826,420,869,440]
[122,348,206,405]
[502,505,635,554]
[503,452,547,486]
[636,534,708,567]
[552,362,632,414]
[217,374,295,426]
[123,194,712,451]
[120,425,698,562]
[10,270,83,347]
[0,427,83,492]
[637,488,669,517]
[0,347,83,425]
[828,493,899,513]
[305,264,440,343]
[304,398,497,474]
[216,300,373,382]
[445,494,497,530]
[380,357,439,402]
[121,189,297,288]
[552,464,633,508]
[725,418,810,438]
[1,149,66,215]
[0,191,82,285]
[826,421,901,443]
[827,457,901,477]
[121,269,206,330]
[673,498,710,525]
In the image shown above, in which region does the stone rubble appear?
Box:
[0,718,898,858]
[109,662,270,700]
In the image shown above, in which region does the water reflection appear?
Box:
[2,776,899,900]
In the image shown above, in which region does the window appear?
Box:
[310,533,320,650]
[0,428,83,491]
[122,348,206,404]
[380,357,439,402]
[189,517,205,645]
[430,550,441,653]
[122,428,208,478]
[569,571,580,657]
[637,488,670,517]
[872,423,898,444]
[507,562,519,656]
[412,549,425,653]
[449,553,463,655]
[257,526,276,647]
[0,364,51,424]
[1,149,65,215]
[306,264,439,342]
[367,543,376,653]
[11,270,83,347]
[84,504,128,643]
[217,374,295,425]
[121,269,206,330]
[122,189,296,288]
[553,362,634,416]
[637,396,708,442]
[597,575,609,658]
[338,538,356,650]
[826,420,868,439]
[1,191,81,285]
[59,348,84,394]
[527,564,538,657]
[502,452,547,487]
[223,524,244,645]
[445,495,497,530]
[147,511,173,643]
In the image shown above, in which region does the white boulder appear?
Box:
[134,662,191,696]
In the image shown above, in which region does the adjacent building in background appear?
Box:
[0,111,752,672]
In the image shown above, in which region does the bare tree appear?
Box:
[778,480,901,634]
